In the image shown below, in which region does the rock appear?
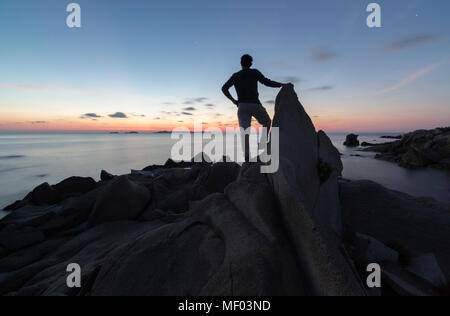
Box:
[0,238,67,273]
[364,127,450,170]
[361,142,377,147]
[0,225,45,251]
[401,148,426,168]
[354,233,399,264]
[87,176,150,227]
[100,170,115,181]
[0,246,8,260]
[53,176,96,199]
[314,130,343,235]
[90,164,303,296]
[203,162,241,194]
[339,180,450,283]
[31,183,59,205]
[344,134,360,147]
[268,86,363,295]
[0,205,55,228]
[406,253,447,288]
[3,199,30,211]
[382,263,438,296]
[381,135,403,139]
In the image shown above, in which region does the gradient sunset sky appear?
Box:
[0,0,449,132]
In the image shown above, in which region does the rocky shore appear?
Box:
[362,127,450,170]
[1,86,449,296]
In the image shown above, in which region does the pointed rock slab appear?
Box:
[268,86,363,295]
[271,85,319,213]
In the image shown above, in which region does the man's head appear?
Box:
[241,54,253,69]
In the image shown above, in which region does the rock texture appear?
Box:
[364,127,450,170]
[0,86,448,296]
[340,179,450,295]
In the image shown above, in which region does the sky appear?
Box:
[0,0,449,133]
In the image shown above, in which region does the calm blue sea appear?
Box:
[1,132,449,218]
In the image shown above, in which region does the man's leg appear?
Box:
[252,104,272,154]
[237,104,252,162]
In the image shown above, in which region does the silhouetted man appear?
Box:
[222,54,290,160]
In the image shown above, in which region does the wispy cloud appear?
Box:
[129,113,146,117]
[375,63,441,96]
[204,103,216,108]
[184,97,208,105]
[281,76,304,84]
[310,47,337,62]
[383,33,439,52]
[307,85,333,91]
[181,112,193,116]
[2,83,48,91]
[109,112,128,118]
[264,100,275,104]
[30,121,47,125]
[182,107,197,111]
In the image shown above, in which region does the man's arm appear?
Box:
[256,70,285,88]
[222,75,238,106]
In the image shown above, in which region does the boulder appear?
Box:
[203,162,241,194]
[406,253,447,288]
[0,225,45,251]
[339,180,450,283]
[87,176,150,227]
[53,176,96,199]
[31,183,59,205]
[344,134,360,147]
[354,233,399,264]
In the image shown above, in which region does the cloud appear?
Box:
[178,120,184,123]
[163,102,174,105]
[181,112,193,116]
[129,113,146,117]
[3,83,48,91]
[265,100,275,104]
[30,121,47,125]
[80,113,102,119]
[108,112,128,118]
[154,117,161,120]
[184,97,208,104]
[383,33,438,52]
[282,76,304,84]
[374,63,441,96]
[182,107,197,111]
[308,85,333,91]
[204,104,216,108]
[310,47,337,62]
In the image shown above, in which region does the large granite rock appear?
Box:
[268,86,362,295]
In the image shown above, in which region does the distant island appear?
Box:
[109,131,139,134]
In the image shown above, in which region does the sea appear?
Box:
[1,132,449,219]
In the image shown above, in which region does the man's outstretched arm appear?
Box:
[257,70,287,88]
[222,75,238,106]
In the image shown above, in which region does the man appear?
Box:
[222,54,291,160]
